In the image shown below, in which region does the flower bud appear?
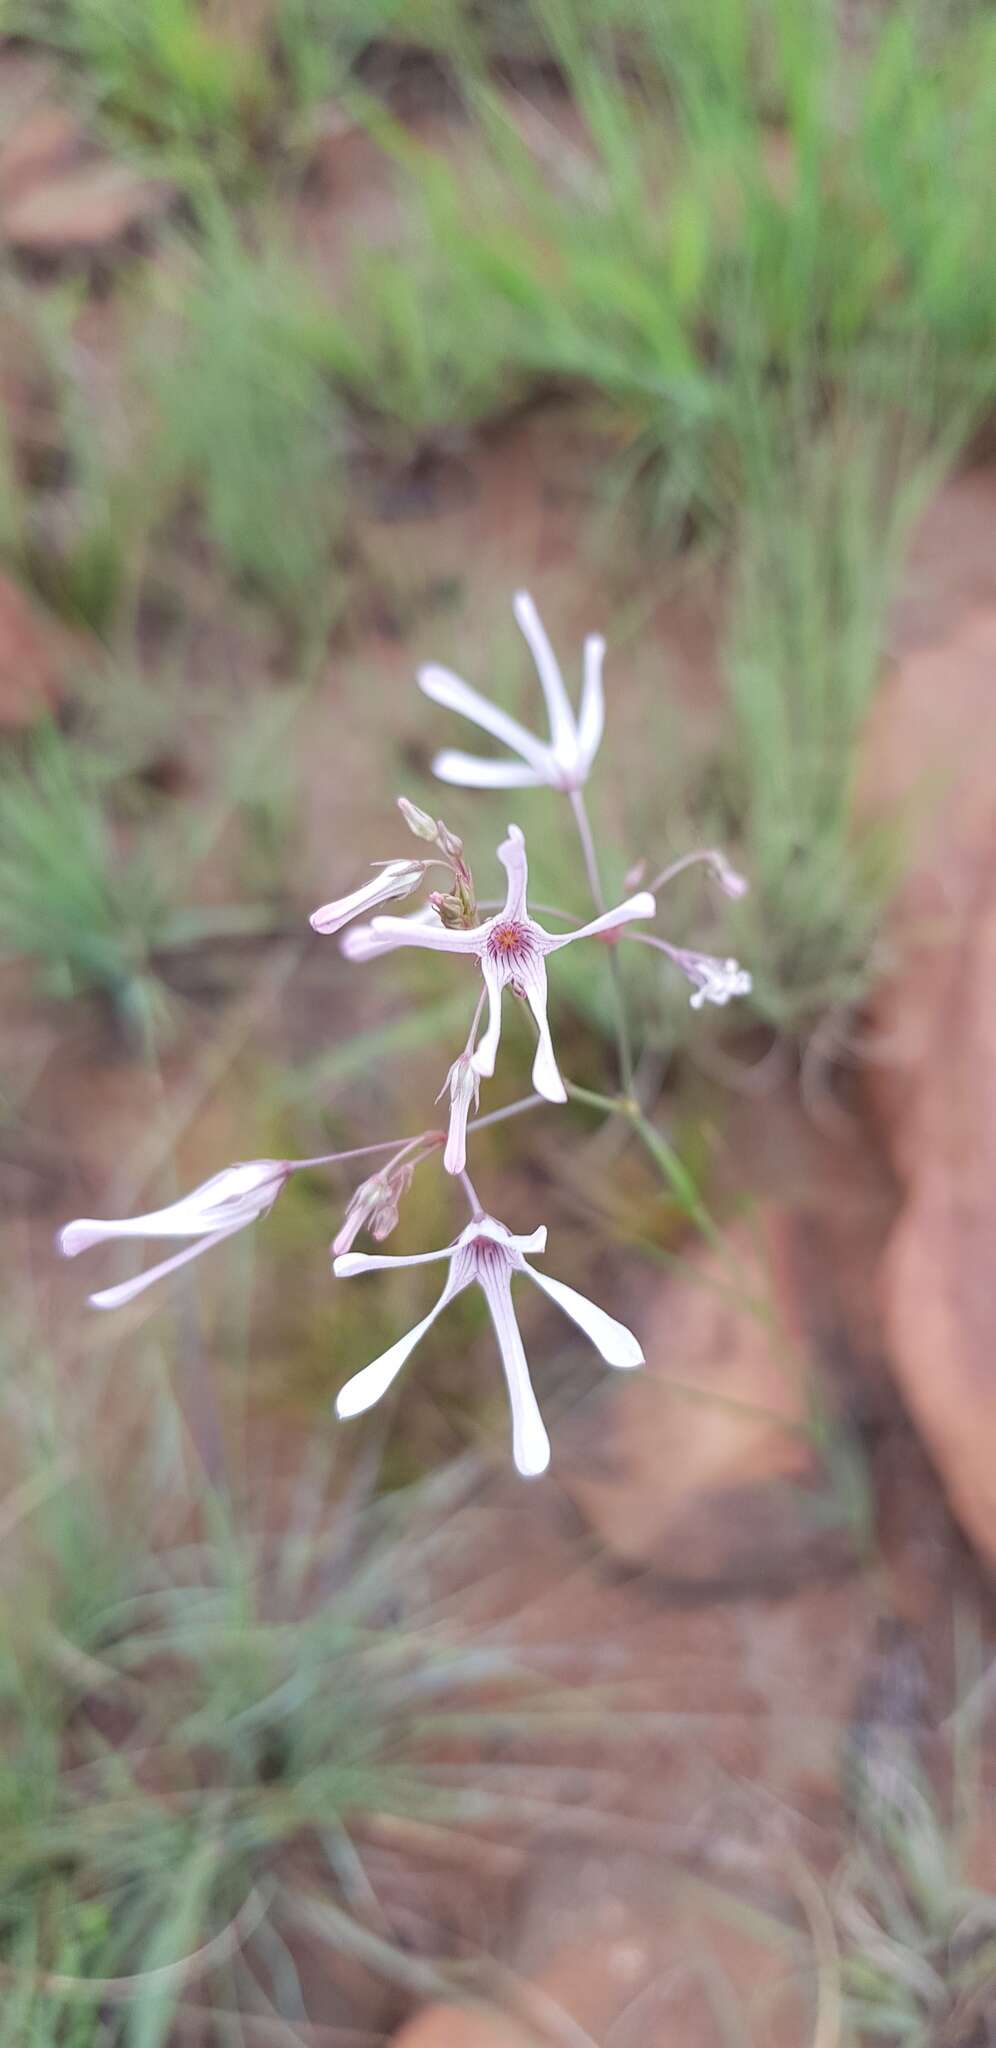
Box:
[397,797,438,842]
[436,821,465,861]
[429,889,473,930]
[709,852,749,899]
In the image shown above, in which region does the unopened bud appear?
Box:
[430,888,472,930]
[709,852,749,900]
[436,821,465,861]
[370,1200,400,1242]
[397,796,438,843]
[625,857,647,890]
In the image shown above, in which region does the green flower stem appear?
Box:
[567,787,636,1099]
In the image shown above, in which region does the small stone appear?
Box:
[0,104,81,201]
[4,161,171,256]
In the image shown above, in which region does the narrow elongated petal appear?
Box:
[335,1270,464,1418]
[478,1267,551,1477]
[341,906,443,962]
[58,1161,286,1254]
[577,633,605,769]
[471,954,504,1079]
[87,1228,242,1310]
[512,591,577,766]
[440,1056,479,1176]
[368,915,483,955]
[496,823,528,921]
[515,953,566,1104]
[418,663,551,776]
[309,861,423,937]
[541,891,656,953]
[522,1266,644,1368]
[333,1245,453,1278]
[432,750,545,789]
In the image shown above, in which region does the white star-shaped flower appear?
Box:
[334,1211,643,1476]
[418,590,605,793]
[351,823,654,1108]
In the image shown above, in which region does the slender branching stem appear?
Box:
[567,787,636,1098]
[467,1094,545,1134]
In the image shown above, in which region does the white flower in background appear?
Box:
[58,1161,290,1309]
[419,589,605,792]
[310,860,424,937]
[357,823,655,1105]
[333,1212,643,1477]
[659,942,753,1009]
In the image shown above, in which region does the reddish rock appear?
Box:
[863,600,996,1563]
[563,1213,859,1589]
[391,2007,530,2048]
[392,1853,812,2048]
[879,834,996,1564]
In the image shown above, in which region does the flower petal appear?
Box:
[87,1228,241,1311]
[333,1245,453,1278]
[577,633,605,769]
[478,1266,551,1477]
[497,823,529,921]
[58,1162,285,1251]
[521,1265,644,1369]
[512,591,577,767]
[431,750,545,789]
[368,915,483,955]
[506,1225,547,1257]
[471,953,504,1079]
[335,1269,463,1418]
[442,1058,479,1177]
[515,953,566,1104]
[340,906,442,961]
[418,663,551,776]
[540,890,656,952]
[309,861,423,936]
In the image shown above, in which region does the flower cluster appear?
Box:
[58,593,752,1475]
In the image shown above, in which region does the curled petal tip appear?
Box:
[58,1221,97,1259]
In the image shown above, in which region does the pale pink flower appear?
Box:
[310,860,424,937]
[333,1212,643,1477]
[419,590,605,793]
[358,824,654,1104]
[58,1161,290,1310]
